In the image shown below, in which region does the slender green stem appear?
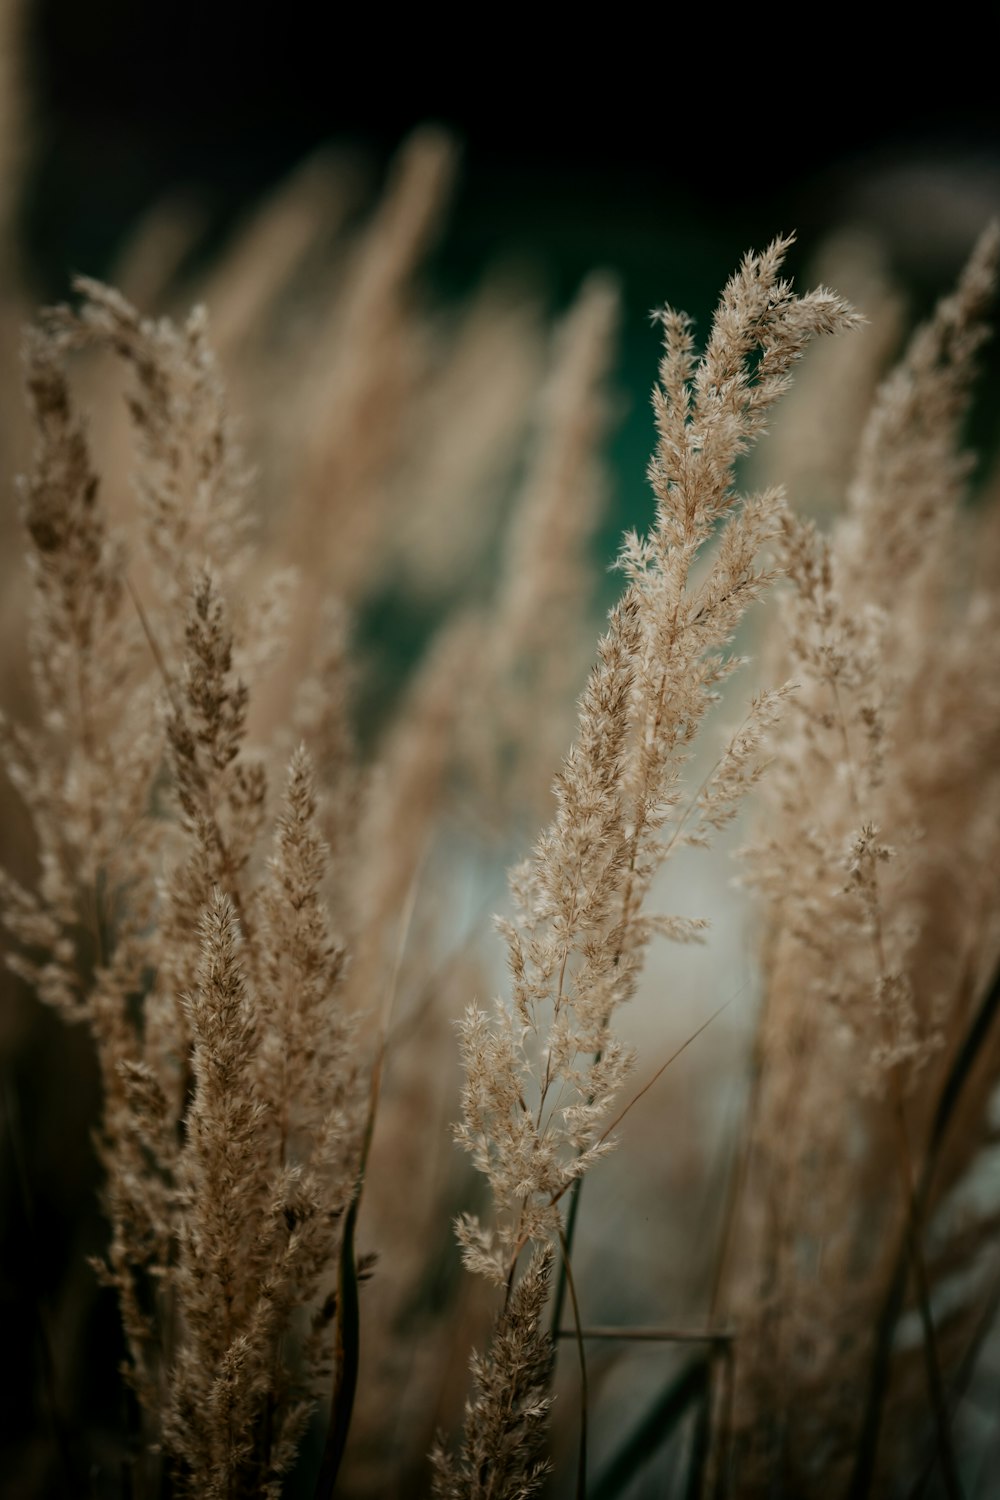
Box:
[314,868,422,1498]
[550,998,734,1335]
[557,1225,588,1500]
[592,1356,710,1500]
[852,957,1000,1495]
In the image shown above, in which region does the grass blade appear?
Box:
[592,1356,709,1500]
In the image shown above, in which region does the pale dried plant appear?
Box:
[53,130,538,724]
[456,272,621,834]
[753,231,905,521]
[431,1244,556,1500]
[6,113,1000,1500]
[324,272,626,1497]
[191,151,365,362]
[389,279,545,602]
[277,129,456,608]
[341,941,490,1499]
[102,148,365,470]
[0,280,366,1498]
[36,280,263,639]
[290,599,362,914]
[0,154,560,1494]
[719,223,1000,1497]
[345,612,478,1026]
[436,237,859,1495]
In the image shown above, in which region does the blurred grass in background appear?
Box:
[3,8,1000,1496]
[20,0,1000,549]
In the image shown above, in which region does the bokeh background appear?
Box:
[21,4,1000,534]
[5,7,1000,1496]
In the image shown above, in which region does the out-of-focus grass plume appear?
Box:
[3,22,1000,1500]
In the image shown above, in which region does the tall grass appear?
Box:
[2,116,1000,1500]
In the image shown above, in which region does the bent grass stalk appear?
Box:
[5,197,1000,1497]
[442,238,860,1496]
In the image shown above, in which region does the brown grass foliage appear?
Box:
[3,106,1000,1500]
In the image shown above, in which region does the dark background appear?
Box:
[23,5,1000,300]
[21,7,1000,531]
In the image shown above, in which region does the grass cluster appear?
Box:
[2,119,1000,1500]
